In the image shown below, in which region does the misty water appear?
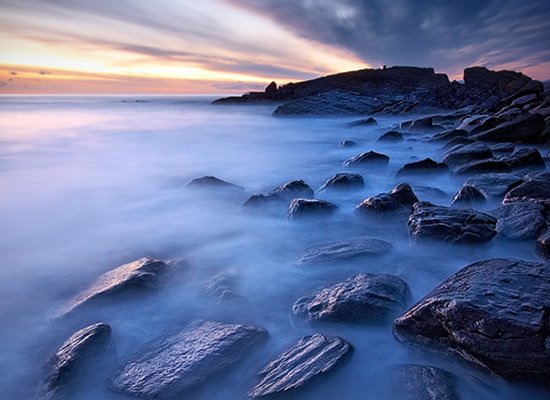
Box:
[0,96,546,399]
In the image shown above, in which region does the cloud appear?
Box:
[225,0,550,77]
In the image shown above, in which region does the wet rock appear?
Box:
[186,176,243,190]
[377,130,404,142]
[110,320,268,398]
[442,142,493,167]
[454,159,512,175]
[536,231,550,261]
[200,271,239,302]
[397,158,449,176]
[344,151,390,167]
[41,323,113,399]
[472,114,546,143]
[242,193,280,207]
[441,137,477,152]
[464,173,523,199]
[249,334,352,398]
[349,116,377,126]
[288,199,338,220]
[385,365,459,400]
[243,180,314,207]
[319,173,364,191]
[338,140,357,148]
[428,129,468,142]
[58,258,171,318]
[297,239,392,265]
[500,148,545,169]
[503,179,550,205]
[489,142,515,154]
[450,185,486,207]
[413,186,448,199]
[491,201,546,239]
[401,116,442,132]
[292,273,409,322]
[408,202,497,243]
[394,258,550,380]
[356,183,418,216]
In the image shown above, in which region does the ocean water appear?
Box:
[0,96,546,399]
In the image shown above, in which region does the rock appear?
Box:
[442,142,493,167]
[377,130,404,142]
[510,93,538,107]
[397,158,448,176]
[200,271,239,302]
[408,202,497,243]
[243,180,314,207]
[58,258,171,318]
[242,193,280,207]
[464,173,523,199]
[292,273,408,322]
[356,183,419,216]
[344,151,389,167]
[503,179,550,204]
[41,323,113,399]
[428,129,468,142]
[401,117,443,131]
[297,239,392,265]
[472,114,546,143]
[288,199,338,219]
[441,136,477,152]
[450,185,486,207]
[249,334,352,398]
[349,116,377,126]
[413,186,448,199]
[454,159,512,175]
[265,81,277,95]
[536,231,550,260]
[319,173,364,191]
[110,320,268,398]
[491,201,546,239]
[394,258,550,380]
[385,365,459,400]
[489,142,515,154]
[338,140,357,148]
[186,176,243,190]
[500,148,545,169]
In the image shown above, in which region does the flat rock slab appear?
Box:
[297,239,392,265]
[408,202,497,243]
[464,173,523,199]
[249,334,352,398]
[292,273,409,322]
[41,323,112,398]
[356,183,418,216]
[110,320,267,398]
[58,258,171,318]
[491,201,546,239]
[288,199,338,219]
[385,365,458,400]
[394,258,550,380]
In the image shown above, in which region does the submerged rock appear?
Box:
[249,334,352,398]
[450,185,486,207]
[349,116,377,126]
[41,323,112,399]
[292,273,409,322]
[288,199,338,220]
[243,180,314,207]
[297,239,392,265]
[110,320,267,398]
[408,202,497,243]
[385,365,459,400]
[319,173,364,191]
[464,173,523,199]
[344,151,389,167]
[397,158,448,176]
[491,201,546,239]
[338,140,357,148]
[186,176,243,190]
[377,130,404,142]
[58,258,171,318]
[356,183,418,216]
[200,271,239,302]
[394,258,550,380]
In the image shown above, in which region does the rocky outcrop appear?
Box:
[408,202,497,243]
[57,258,172,318]
[248,334,352,398]
[292,273,409,322]
[344,151,389,167]
[397,158,448,176]
[384,365,459,400]
[110,320,267,398]
[491,201,546,239]
[394,258,550,380]
[319,173,364,191]
[297,239,392,265]
[356,183,418,216]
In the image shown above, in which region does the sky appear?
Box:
[0,0,549,94]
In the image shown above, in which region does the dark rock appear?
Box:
[413,186,448,199]
[408,202,497,243]
[536,231,550,261]
[265,81,277,95]
[200,271,239,302]
[500,148,545,169]
[491,202,546,239]
[344,151,390,167]
[441,137,477,152]
[248,334,351,398]
[401,116,442,131]
[428,129,468,142]
[377,130,404,142]
[464,173,523,199]
[297,239,392,265]
[242,193,280,207]
[186,176,243,190]
[397,158,449,176]
[385,365,459,400]
[338,140,357,148]
[394,258,550,380]
[472,114,546,143]
[442,142,493,167]
[454,159,512,175]
[503,179,550,204]
[288,199,338,220]
[349,116,377,126]
[469,116,500,135]
[243,180,314,207]
[450,185,486,207]
[41,323,112,399]
[319,173,364,191]
[510,93,538,107]
[292,273,408,322]
[58,258,171,318]
[356,183,418,216]
[489,142,515,154]
[110,320,267,398]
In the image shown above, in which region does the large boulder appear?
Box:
[292,273,409,322]
[319,173,364,191]
[248,334,352,398]
[356,183,418,216]
[408,202,497,243]
[464,173,523,199]
[57,258,172,318]
[394,258,550,380]
[397,158,449,176]
[288,199,338,220]
[297,239,392,265]
[344,151,389,167]
[110,320,267,398]
[384,365,459,400]
[491,201,547,239]
[472,114,545,143]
